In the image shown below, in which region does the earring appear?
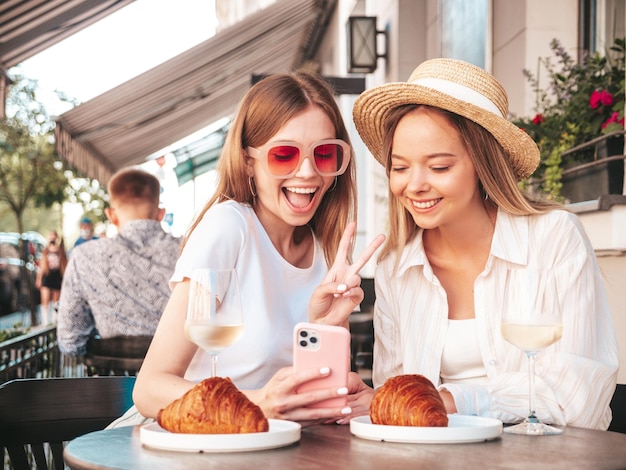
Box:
[328,177,337,192]
[248,177,257,197]
[479,184,488,201]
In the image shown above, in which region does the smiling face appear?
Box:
[247,105,338,229]
[389,107,483,230]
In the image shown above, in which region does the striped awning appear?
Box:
[0,0,135,119]
[54,0,335,185]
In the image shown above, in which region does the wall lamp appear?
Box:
[347,16,388,74]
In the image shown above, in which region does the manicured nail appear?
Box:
[337,387,348,395]
[341,407,352,415]
[337,283,347,292]
[320,367,330,374]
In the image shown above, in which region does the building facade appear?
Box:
[316,0,626,381]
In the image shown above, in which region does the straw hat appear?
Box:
[352,58,540,180]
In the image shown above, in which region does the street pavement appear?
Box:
[0,309,38,329]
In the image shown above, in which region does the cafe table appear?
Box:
[63,420,626,470]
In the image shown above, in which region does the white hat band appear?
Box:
[411,77,504,118]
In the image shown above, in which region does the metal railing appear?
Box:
[532,130,625,184]
[0,325,61,383]
[528,131,625,204]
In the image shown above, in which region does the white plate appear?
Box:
[350,415,502,444]
[140,419,301,453]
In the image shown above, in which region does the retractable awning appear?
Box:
[54,0,335,185]
[0,0,135,118]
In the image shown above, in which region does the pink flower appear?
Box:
[532,114,545,125]
[590,90,614,109]
[601,112,625,129]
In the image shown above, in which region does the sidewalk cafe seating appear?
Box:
[84,335,152,376]
[0,376,135,470]
[609,384,626,434]
[349,278,375,386]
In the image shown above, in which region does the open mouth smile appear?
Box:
[283,186,318,211]
[411,198,442,210]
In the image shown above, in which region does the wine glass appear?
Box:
[184,268,244,377]
[500,268,563,435]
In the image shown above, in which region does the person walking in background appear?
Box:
[57,168,180,357]
[73,217,98,248]
[35,230,68,325]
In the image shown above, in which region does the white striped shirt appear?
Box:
[373,209,618,430]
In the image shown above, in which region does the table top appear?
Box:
[64,421,626,470]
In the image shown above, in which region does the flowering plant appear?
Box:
[512,37,625,197]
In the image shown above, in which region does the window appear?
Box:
[579,0,625,61]
[441,0,489,68]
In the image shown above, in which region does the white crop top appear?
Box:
[440,319,487,385]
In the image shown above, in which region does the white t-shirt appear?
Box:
[171,200,327,390]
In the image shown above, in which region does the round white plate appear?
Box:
[350,414,502,444]
[140,419,301,453]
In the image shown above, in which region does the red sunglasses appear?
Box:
[247,139,351,178]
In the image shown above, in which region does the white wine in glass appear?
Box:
[501,268,563,435]
[185,268,244,377]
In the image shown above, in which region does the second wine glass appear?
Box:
[185,268,244,378]
[501,268,563,435]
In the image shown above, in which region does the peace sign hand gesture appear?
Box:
[308,222,385,327]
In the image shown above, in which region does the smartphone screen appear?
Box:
[293,322,350,408]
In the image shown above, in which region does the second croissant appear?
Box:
[370,374,449,427]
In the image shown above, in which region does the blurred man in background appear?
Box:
[57,168,180,356]
[73,217,98,248]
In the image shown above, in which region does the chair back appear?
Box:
[84,335,152,376]
[0,376,135,470]
[359,277,376,313]
[609,383,626,434]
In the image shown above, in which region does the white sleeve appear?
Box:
[447,212,618,430]
[372,260,405,388]
[170,202,248,287]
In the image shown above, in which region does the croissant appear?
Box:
[157,377,269,434]
[370,374,448,427]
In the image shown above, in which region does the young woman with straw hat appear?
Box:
[352,58,618,430]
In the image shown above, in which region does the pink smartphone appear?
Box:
[293,322,350,408]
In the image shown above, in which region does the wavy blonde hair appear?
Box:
[183,72,357,266]
[378,104,562,264]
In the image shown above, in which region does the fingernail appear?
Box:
[337,283,347,292]
[320,367,330,374]
[341,407,352,415]
[333,293,340,298]
[336,419,345,425]
[337,387,348,395]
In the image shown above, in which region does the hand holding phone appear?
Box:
[293,322,350,408]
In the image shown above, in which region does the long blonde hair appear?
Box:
[378,104,562,263]
[183,71,357,266]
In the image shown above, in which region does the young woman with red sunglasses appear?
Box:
[128,72,384,428]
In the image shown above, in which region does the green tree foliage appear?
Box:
[0,74,68,321]
[65,177,109,226]
[0,74,68,234]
